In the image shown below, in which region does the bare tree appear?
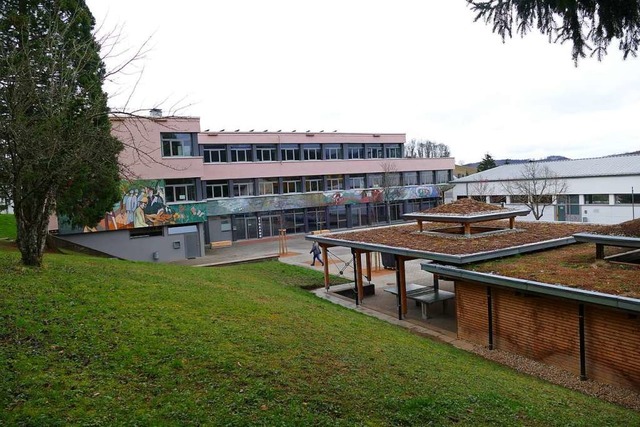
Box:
[469,179,492,202]
[404,139,451,158]
[502,162,568,220]
[379,161,403,222]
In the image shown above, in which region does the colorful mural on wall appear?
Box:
[206,185,440,216]
[58,179,206,235]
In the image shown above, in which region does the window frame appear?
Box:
[161,133,193,157]
[233,180,255,197]
[258,178,279,195]
[324,145,342,160]
[326,175,344,191]
[348,175,366,190]
[203,146,227,163]
[280,144,300,161]
[282,177,302,194]
[205,181,229,199]
[305,177,323,192]
[302,145,322,160]
[165,178,197,203]
[256,145,277,162]
[584,194,609,205]
[230,145,252,162]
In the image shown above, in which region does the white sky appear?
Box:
[87,0,640,164]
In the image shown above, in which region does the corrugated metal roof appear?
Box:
[454,154,640,182]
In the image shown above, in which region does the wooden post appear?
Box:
[595,243,605,259]
[433,273,440,292]
[418,219,423,232]
[397,255,407,315]
[509,217,516,229]
[355,250,364,302]
[463,223,471,236]
[396,256,407,315]
[365,251,372,283]
[278,229,287,255]
[321,244,330,291]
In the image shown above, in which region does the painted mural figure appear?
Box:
[134,197,149,227]
[125,189,137,225]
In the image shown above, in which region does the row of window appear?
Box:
[462,194,640,205]
[204,171,449,199]
[201,144,402,162]
[230,199,438,240]
[160,132,405,162]
[164,171,449,202]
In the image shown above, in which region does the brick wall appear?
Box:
[455,280,640,391]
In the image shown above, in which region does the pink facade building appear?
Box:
[57,112,455,261]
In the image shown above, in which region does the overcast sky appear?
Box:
[86,0,640,164]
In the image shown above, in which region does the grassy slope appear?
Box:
[0,245,637,426]
[0,214,16,240]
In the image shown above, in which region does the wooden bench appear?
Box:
[408,290,455,319]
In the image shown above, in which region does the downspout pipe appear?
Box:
[487,286,494,350]
[579,304,587,380]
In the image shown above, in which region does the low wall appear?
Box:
[456,281,640,391]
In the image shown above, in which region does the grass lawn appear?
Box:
[0,214,16,240]
[1,243,638,425]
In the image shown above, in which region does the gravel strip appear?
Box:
[466,343,640,411]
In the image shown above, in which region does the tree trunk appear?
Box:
[14,191,55,267]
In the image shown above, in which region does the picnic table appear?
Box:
[384,283,455,319]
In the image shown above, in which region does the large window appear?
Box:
[206,181,229,199]
[489,195,506,204]
[161,133,193,157]
[403,172,418,186]
[384,173,401,187]
[347,144,364,159]
[324,144,342,160]
[328,206,347,229]
[348,175,366,189]
[230,145,252,162]
[420,171,434,185]
[326,175,344,191]
[584,194,609,204]
[283,209,305,234]
[615,194,640,204]
[302,145,321,160]
[368,173,383,188]
[258,178,278,195]
[510,195,529,204]
[281,144,300,161]
[165,179,197,202]
[435,170,449,184]
[282,177,302,194]
[233,180,254,197]
[305,177,323,192]
[366,145,383,159]
[385,144,402,158]
[203,145,227,163]
[256,145,277,162]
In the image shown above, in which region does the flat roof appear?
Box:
[307,220,606,264]
[465,243,640,300]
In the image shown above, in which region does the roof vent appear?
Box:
[149,108,162,117]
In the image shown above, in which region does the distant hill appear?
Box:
[464,155,570,168]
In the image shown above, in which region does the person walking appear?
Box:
[310,241,324,266]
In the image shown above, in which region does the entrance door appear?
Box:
[557,204,566,221]
[260,214,280,238]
